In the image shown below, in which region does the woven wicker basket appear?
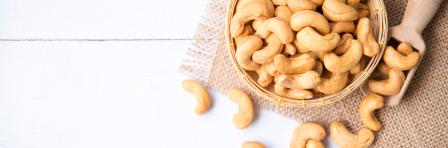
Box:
[225,0,388,108]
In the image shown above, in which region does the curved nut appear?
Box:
[290,10,330,34]
[323,40,363,73]
[256,17,294,44]
[235,25,254,46]
[355,3,370,19]
[305,139,324,148]
[368,69,405,96]
[272,0,287,5]
[242,141,265,148]
[347,0,360,7]
[322,0,358,22]
[316,51,328,61]
[237,0,275,15]
[182,80,212,115]
[330,121,375,148]
[377,62,391,75]
[397,42,414,55]
[253,35,283,64]
[357,17,379,57]
[383,46,420,70]
[334,33,353,55]
[290,122,326,148]
[275,6,294,22]
[274,52,316,74]
[286,0,317,12]
[256,67,274,87]
[274,84,313,99]
[283,43,297,55]
[350,57,366,75]
[275,71,321,90]
[309,0,324,6]
[236,36,263,71]
[228,88,254,129]
[331,21,355,33]
[231,0,274,37]
[315,72,349,94]
[295,27,340,52]
[359,93,384,132]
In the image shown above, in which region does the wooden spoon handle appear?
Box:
[400,0,443,34]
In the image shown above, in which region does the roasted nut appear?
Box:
[359,93,384,132]
[236,35,263,71]
[368,69,405,96]
[274,84,313,99]
[295,27,340,52]
[383,46,420,71]
[322,0,358,22]
[228,88,254,129]
[330,121,375,148]
[290,122,326,148]
[231,0,274,37]
[275,71,321,90]
[323,40,363,74]
[256,17,295,44]
[274,52,316,74]
[357,17,380,57]
[182,80,212,115]
[290,10,330,34]
[253,35,283,64]
[315,72,349,94]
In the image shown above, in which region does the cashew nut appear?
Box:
[377,62,391,75]
[272,0,287,5]
[323,40,363,74]
[383,46,420,71]
[231,0,274,37]
[256,17,294,44]
[262,61,279,76]
[331,21,355,33]
[330,121,375,148]
[314,61,324,74]
[334,33,353,55]
[359,93,384,132]
[397,42,414,55]
[357,17,379,57]
[290,10,330,34]
[315,72,349,94]
[242,141,265,148]
[355,3,370,19]
[274,84,313,99]
[368,69,405,96]
[295,27,340,52]
[235,25,254,46]
[274,52,316,74]
[316,51,328,61]
[283,43,297,55]
[182,80,212,115]
[347,0,360,7]
[286,0,317,12]
[322,0,358,22]
[253,35,283,64]
[256,67,274,87]
[236,35,263,71]
[350,57,366,75]
[275,71,321,90]
[228,88,254,129]
[305,139,324,148]
[275,5,294,22]
[237,0,275,15]
[290,122,326,148]
[309,0,324,6]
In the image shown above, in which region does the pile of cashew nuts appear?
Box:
[181,0,421,147]
[230,0,380,99]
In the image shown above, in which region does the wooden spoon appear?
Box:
[361,0,444,106]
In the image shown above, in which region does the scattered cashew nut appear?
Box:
[322,0,358,22]
[315,72,349,94]
[330,121,375,148]
[383,45,420,71]
[295,27,340,52]
[236,35,263,71]
[182,80,212,115]
[290,122,326,148]
[359,93,384,132]
[323,40,363,74]
[357,17,380,57]
[368,69,405,96]
[275,71,321,90]
[242,141,265,148]
[256,17,294,44]
[274,52,316,74]
[290,10,330,34]
[228,88,254,129]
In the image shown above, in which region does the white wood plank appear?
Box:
[0,41,337,147]
[0,0,208,39]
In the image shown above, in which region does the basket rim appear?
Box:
[225,0,389,108]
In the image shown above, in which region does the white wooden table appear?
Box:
[0,0,338,147]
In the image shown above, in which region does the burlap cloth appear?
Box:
[179,0,448,147]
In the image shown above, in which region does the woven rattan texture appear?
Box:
[179,0,448,146]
